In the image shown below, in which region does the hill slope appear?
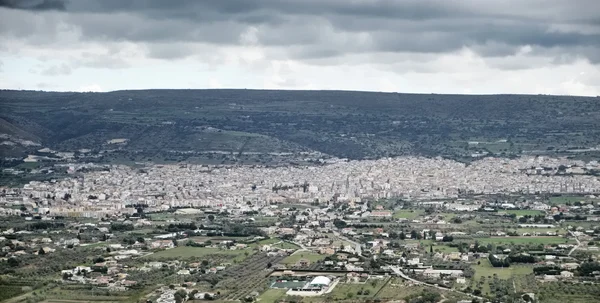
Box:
[1,89,600,162]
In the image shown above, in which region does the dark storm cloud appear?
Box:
[2,0,600,63]
[0,0,65,10]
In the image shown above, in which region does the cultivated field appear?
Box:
[474,236,573,245]
[280,252,326,265]
[393,210,424,219]
[143,246,252,261]
[502,209,545,216]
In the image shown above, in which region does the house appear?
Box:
[319,247,335,255]
[560,271,574,279]
[151,240,174,249]
[561,263,579,270]
[296,259,311,267]
[449,252,461,261]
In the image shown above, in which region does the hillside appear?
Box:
[1,89,600,164]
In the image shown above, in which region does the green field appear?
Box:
[249,238,299,250]
[432,244,459,253]
[280,252,325,265]
[474,236,572,245]
[257,289,286,303]
[272,242,301,250]
[515,228,565,235]
[143,246,252,260]
[254,238,280,245]
[471,259,533,295]
[303,278,389,302]
[376,281,428,300]
[503,210,545,216]
[549,195,590,204]
[393,209,424,219]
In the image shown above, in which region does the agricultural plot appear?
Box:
[250,238,299,250]
[0,285,27,302]
[474,236,573,245]
[214,253,287,301]
[502,210,545,216]
[515,228,565,235]
[272,242,301,250]
[375,280,428,300]
[431,244,459,253]
[549,195,590,204]
[143,246,252,261]
[471,259,533,295]
[280,252,326,265]
[257,289,287,303]
[393,209,424,219]
[536,282,600,303]
[303,277,390,302]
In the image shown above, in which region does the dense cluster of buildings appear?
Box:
[1,156,600,218]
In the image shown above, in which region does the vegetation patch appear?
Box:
[393,209,424,219]
[143,246,252,261]
[280,252,325,265]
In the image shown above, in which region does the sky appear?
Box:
[1,0,599,96]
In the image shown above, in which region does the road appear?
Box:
[334,231,483,300]
[333,231,362,256]
[389,266,486,301]
[568,230,581,256]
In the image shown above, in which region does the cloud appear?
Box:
[40,62,71,75]
[1,1,598,62]
[1,0,599,95]
[0,0,65,11]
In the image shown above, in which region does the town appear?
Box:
[1,155,600,303]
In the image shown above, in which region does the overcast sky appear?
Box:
[1,0,599,95]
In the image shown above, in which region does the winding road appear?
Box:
[568,230,581,256]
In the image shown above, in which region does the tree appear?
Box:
[333,219,347,229]
[38,247,46,255]
[188,290,198,300]
[7,258,19,267]
[208,214,215,222]
[410,230,418,239]
[266,262,272,269]
[94,256,105,263]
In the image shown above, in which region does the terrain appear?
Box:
[2,89,600,165]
